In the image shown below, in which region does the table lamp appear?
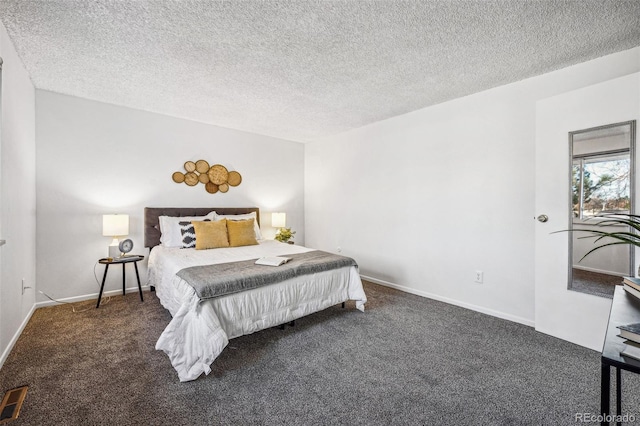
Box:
[272,212,286,231]
[103,214,129,259]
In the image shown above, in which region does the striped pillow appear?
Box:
[179,219,211,248]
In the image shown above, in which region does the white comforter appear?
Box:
[148,240,367,381]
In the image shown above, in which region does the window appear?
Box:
[572,152,630,219]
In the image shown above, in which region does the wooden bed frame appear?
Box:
[144,207,260,248]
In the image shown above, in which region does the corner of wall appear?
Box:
[0,17,38,368]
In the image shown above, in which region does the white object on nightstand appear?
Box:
[103,214,129,258]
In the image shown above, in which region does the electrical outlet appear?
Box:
[474,271,483,284]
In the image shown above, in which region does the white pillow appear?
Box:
[215,212,263,240]
[159,211,216,247]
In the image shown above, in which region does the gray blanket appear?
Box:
[176,250,358,301]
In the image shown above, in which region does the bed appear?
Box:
[145,207,367,382]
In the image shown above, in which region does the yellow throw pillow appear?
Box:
[193,219,229,250]
[227,218,259,247]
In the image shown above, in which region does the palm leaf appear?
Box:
[554,213,640,262]
[579,241,632,262]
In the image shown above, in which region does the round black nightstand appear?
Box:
[97,255,144,308]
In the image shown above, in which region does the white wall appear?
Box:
[36,91,304,302]
[572,228,629,276]
[0,21,36,365]
[305,47,640,328]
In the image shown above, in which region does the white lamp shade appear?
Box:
[272,212,286,228]
[103,214,129,237]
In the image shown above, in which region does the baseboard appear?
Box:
[36,285,151,308]
[572,265,625,277]
[360,275,535,328]
[0,303,36,370]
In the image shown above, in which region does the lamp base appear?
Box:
[108,245,121,259]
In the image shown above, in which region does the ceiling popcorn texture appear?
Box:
[1,1,639,142]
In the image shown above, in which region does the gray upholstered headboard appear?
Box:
[144,207,260,248]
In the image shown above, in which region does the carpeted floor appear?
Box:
[1,281,638,425]
[571,268,620,299]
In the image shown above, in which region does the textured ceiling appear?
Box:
[1,1,640,142]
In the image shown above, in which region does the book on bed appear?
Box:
[255,256,292,266]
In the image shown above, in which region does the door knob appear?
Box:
[537,214,549,223]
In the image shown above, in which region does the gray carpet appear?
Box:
[571,268,620,299]
[0,281,638,425]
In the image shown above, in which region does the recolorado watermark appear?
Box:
[575,412,636,423]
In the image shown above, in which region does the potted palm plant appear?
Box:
[566,213,640,262]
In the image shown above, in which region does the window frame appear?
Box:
[572,149,631,222]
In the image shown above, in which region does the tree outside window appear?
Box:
[572,153,630,219]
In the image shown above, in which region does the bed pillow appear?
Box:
[193,219,229,250]
[216,212,263,240]
[179,219,211,249]
[227,219,259,247]
[159,211,216,247]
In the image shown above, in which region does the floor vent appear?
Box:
[0,386,28,423]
